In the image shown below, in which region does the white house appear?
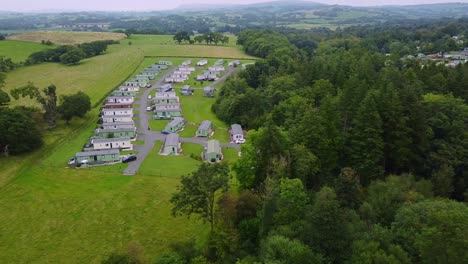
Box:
[92,137,132,151]
[102,108,133,116]
[102,114,133,123]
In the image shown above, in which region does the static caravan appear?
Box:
[182,60,192,66]
[112,90,137,97]
[102,108,133,116]
[214,59,224,66]
[75,149,120,164]
[157,84,173,92]
[92,137,132,151]
[102,114,133,123]
[94,127,137,139]
[153,96,179,104]
[163,117,186,133]
[197,59,208,66]
[107,96,134,104]
[203,86,215,97]
[196,120,213,137]
[159,60,173,66]
[104,102,133,109]
[155,91,176,98]
[118,86,139,92]
[102,121,135,129]
[181,85,193,96]
[161,133,180,155]
[230,124,244,141]
[208,66,225,72]
[228,60,241,67]
[204,140,223,162]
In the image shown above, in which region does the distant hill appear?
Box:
[175,1,328,13]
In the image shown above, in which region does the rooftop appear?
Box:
[76,149,119,157]
[231,124,243,135]
[207,140,221,154]
[198,120,212,131]
[167,117,185,127]
[165,133,180,147]
[95,127,136,133]
[92,137,131,144]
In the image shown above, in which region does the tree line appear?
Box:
[27,40,119,66]
[173,32,229,45]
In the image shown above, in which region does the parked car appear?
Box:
[235,139,246,144]
[146,106,153,111]
[68,157,76,166]
[161,130,171,134]
[146,84,152,88]
[148,95,152,99]
[122,154,137,163]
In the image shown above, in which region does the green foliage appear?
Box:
[0,107,43,155]
[10,82,58,128]
[0,56,18,72]
[0,73,10,106]
[392,199,468,263]
[59,91,91,123]
[59,47,85,65]
[335,167,362,209]
[173,31,191,44]
[260,235,323,264]
[153,252,185,264]
[171,163,229,231]
[347,91,384,185]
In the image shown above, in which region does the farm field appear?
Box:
[6,31,127,45]
[0,31,251,263]
[0,40,56,62]
[3,44,145,107]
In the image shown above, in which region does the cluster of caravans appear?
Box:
[124,61,170,88]
[159,119,246,164]
[165,60,196,83]
[151,90,183,120]
[195,59,228,82]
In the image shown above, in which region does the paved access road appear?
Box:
[123,65,241,176]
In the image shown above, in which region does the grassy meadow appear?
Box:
[0,31,249,263]
[0,40,56,62]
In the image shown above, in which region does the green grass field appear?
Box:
[0,32,252,263]
[0,40,56,62]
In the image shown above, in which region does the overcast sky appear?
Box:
[2,0,467,12]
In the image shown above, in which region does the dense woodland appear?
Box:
[140,25,468,264]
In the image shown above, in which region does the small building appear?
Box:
[149,64,168,70]
[163,117,185,133]
[181,85,193,96]
[182,60,192,66]
[102,114,133,123]
[197,59,208,66]
[215,59,224,66]
[178,66,196,72]
[165,77,186,83]
[159,60,173,66]
[196,120,213,137]
[75,149,120,164]
[203,86,215,97]
[162,133,180,155]
[91,137,132,151]
[94,127,137,139]
[230,124,244,141]
[139,71,158,79]
[228,60,241,67]
[204,140,223,162]
[102,121,135,129]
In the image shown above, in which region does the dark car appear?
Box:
[122,154,137,163]
[161,130,171,134]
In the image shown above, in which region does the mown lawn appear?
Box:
[222,147,240,164]
[149,119,170,131]
[138,141,201,177]
[179,124,198,138]
[0,165,208,264]
[182,143,204,159]
[0,40,56,62]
